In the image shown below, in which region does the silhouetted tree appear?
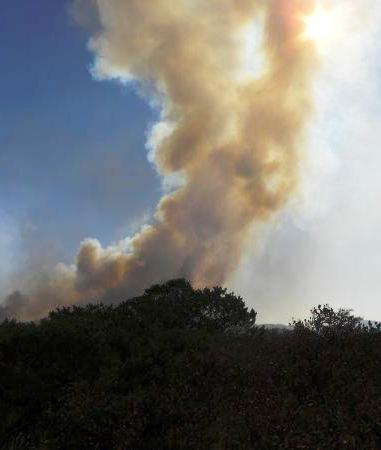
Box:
[291,303,381,337]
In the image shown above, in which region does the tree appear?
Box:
[129,278,257,332]
[0,279,257,449]
[1,284,380,449]
[291,303,367,337]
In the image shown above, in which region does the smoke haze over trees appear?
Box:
[1,2,380,446]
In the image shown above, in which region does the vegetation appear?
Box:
[0,279,380,449]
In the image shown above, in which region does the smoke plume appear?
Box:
[2,0,318,320]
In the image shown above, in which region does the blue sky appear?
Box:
[0,0,159,265]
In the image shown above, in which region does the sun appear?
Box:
[301,6,340,52]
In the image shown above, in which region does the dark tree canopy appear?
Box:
[291,303,381,336]
[0,280,380,449]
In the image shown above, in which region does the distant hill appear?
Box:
[361,319,380,327]
[259,319,379,331]
[258,323,293,331]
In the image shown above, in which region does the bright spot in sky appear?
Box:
[301,6,342,53]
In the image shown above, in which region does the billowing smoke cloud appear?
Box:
[2,0,318,321]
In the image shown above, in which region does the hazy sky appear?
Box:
[1,0,381,323]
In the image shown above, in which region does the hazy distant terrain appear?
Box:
[260,320,378,330]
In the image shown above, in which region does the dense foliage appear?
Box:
[0,279,380,449]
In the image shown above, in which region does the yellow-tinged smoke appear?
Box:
[2,0,319,321]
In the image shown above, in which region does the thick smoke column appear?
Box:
[2,0,317,320]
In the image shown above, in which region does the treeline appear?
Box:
[0,279,380,449]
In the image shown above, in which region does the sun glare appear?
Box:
[302,6,340,52]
